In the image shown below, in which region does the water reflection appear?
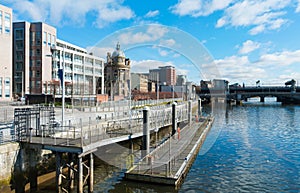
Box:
[93,104,300,193]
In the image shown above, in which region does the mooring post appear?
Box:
[89,153,94,193]
[198,98,202,117]
[142,106,150,158]
[172,102,177,136]
[78,157,83,193]
[56,152,62,193]
[188,100,192,126]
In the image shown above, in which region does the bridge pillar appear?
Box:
[142,106,150,158]
[14,147,26,193]
[89,153,94,193]
[29,148,38,192]
[68,153,75,191]
[55,152,63,193]
[260,97,265,103]
[172,102,177,136]
[78,157,83,193]
[198,99,202,117]
[188,100,192,126]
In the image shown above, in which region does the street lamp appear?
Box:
[51,45,65,128]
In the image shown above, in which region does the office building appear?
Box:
[0,4,12,101]
[159,66,176,86]
[13,21,105,99]
[13,22,56,96]
[51,39,105,97]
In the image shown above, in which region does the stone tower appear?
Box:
[104,43,131,100]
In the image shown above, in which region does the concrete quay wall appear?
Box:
[0,142,19,184]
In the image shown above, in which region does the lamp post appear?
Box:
[156,74,159,105]
[50,45,65,128]
[61,46,65,128]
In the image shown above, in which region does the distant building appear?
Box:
[159,66,176,86]
[0,4,12,101]
[104,43,131,101]
[131,73,148,93]
[177,75,186,86]
[12,21,56,96]
[149,69,160,82]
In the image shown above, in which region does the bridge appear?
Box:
[12,100,200,193]
[198,86,300,104]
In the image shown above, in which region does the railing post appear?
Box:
[142,106,150,158]
[80,118,83,147]
[172,102,177,136]
[198,98,202,117]
[188,100,192,126]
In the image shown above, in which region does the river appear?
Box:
[93,102,300,193]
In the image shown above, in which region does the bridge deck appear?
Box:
[20,102,195,155]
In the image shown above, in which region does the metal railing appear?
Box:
[16,101,194,149]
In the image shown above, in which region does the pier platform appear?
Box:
[125,116,214,188]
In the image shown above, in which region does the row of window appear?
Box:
[0,10,11,34]
[0,77,11,98]
[43,31,55,47]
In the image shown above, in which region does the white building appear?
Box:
[50,39,105,98]
[0,4,12,101]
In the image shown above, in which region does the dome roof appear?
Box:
[112,42,125,58]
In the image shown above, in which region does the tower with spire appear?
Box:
[104,43,131,100]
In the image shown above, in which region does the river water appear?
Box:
[93,102,300,193]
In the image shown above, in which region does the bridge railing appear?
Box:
[16,101,196,147]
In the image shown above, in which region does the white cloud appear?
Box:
[209,49,300,84]
[8,0,134,27]
[160,39,176,47]
[86,46,114,58]
[257,50,300,66]
[158,49,168,57]
[170,0,233,17]
[131,60,174,73]
[238,40,261,54]
[118,25,168,45]
[145,10,160,18]
[297,0,300,12]
[216,0,290,34]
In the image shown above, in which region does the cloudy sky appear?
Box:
[3,0,300,85]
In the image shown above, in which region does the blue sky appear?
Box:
[3,0,300,85]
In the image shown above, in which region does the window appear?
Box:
[36,70,40,78]
[51,35,55,46]
[16,51,23,60]
[36,49,41,56]
[16,62,23,70]
[16,40,23,50]
[0,77,2,97]
[15,29,23,40]
[43,31,47,45]
[30,49,34,56]
[48,33,51,45]
[4,12,11,34]
[0,11,2,34]
[5,78,10,97]
[36,81,41,88]
[30,60,35,67]
[36,60,41,67]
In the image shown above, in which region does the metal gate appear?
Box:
[14,106,55,142]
